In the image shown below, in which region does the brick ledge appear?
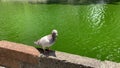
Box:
[0,41,120,68]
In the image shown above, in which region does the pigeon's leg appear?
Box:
[42,46,46,53]
[43,47,49,54]
[43,49,46,53]
[46,47,51,52]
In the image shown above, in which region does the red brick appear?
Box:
[0,41,40,64]
[0,56,20,68]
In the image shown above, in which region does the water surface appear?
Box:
[0,2,120,62]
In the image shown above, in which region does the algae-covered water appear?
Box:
[0,2,120,62]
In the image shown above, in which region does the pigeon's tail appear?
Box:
[34,41,38,45]
[34,41,41,45]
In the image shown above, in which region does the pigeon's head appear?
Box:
[52,29,58,37]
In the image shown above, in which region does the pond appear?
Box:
[0,1,120,62]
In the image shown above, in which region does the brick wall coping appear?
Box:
[0,40,40,67]
[0,40,120,68]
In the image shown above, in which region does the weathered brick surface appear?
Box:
[0,41,40,65]
[0,56,20,68]
[0,41,120,68]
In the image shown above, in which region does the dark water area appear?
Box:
[0,1,120,62]
[28,0,120,5]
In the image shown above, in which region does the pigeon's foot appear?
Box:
[36,48,56,57]
[42,48,51,55]
[43,50,50,56]
[45,49,50,51]
[46,48,53,53]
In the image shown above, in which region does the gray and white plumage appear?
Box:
[34,29,58,50]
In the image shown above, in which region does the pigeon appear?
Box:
[34,29,58,52]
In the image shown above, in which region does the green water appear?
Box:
[0,2,120,62]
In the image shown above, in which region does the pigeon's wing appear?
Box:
[40,35,51,46]
[47,35,54,44]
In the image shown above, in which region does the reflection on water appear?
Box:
[88,5,105,33]
[0,2,120,62]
